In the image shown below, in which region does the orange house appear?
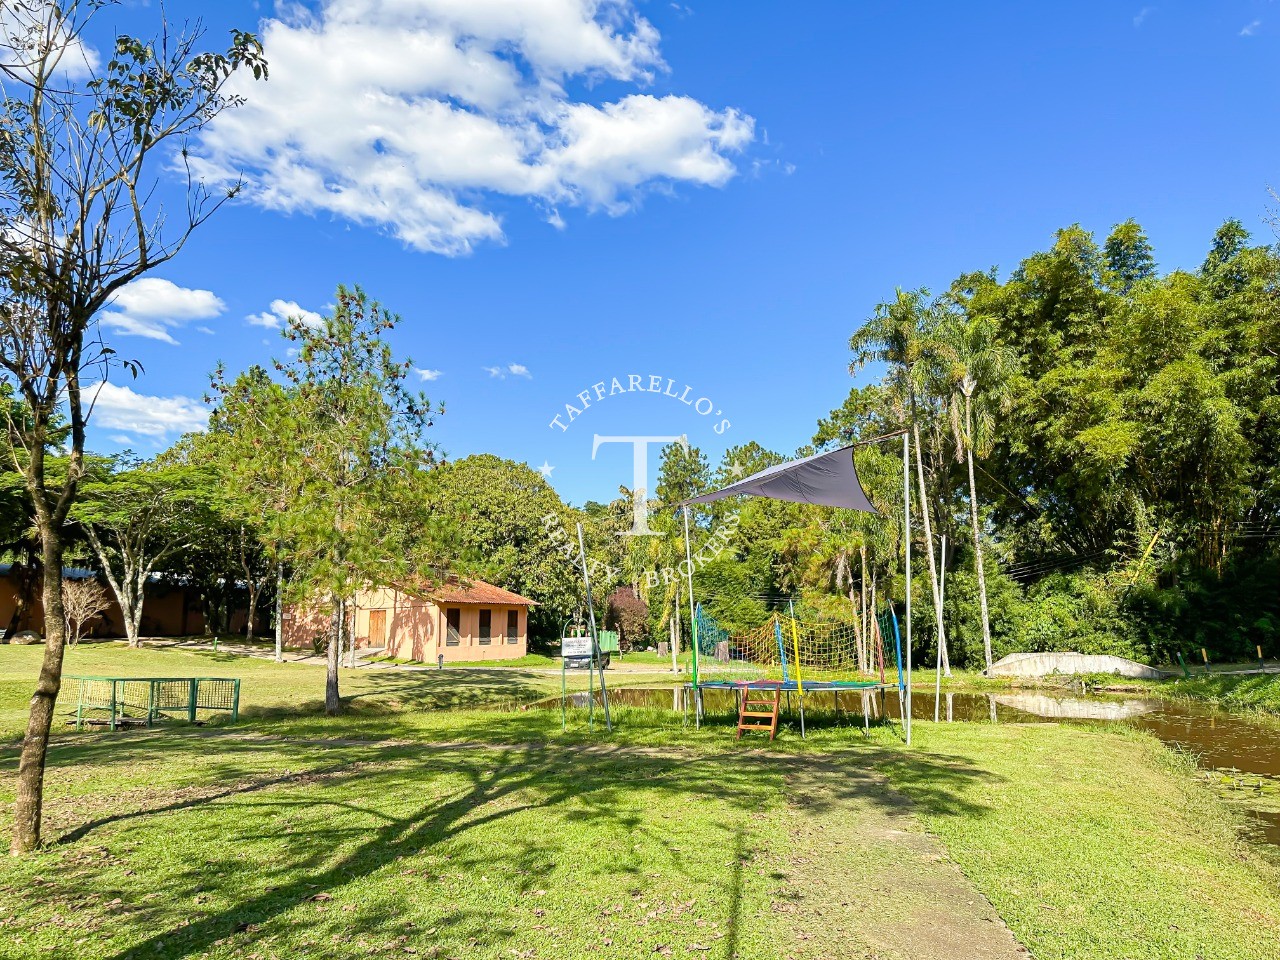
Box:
[282,576,534,663]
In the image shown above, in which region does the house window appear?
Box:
[446,608,461,646]
[506,610,519,644]
[478,610,492,645]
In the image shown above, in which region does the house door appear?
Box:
[368,609,387,650]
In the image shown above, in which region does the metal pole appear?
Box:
[935,534,945,723]
[903,432,912,746]
[789,598,805,739]
[577,523,610,732]
[682,506,700,728]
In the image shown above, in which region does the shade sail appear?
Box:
[677,445,878,514]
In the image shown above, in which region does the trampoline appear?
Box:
[673,433,919,743]
[683,604,908,740]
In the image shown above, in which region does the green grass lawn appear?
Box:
[1144,672,1280,716]
[0,642,584,742]
[882,722,1280,960]
[1,643,1278,959]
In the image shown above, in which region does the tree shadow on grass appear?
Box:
[230,668,562,721]
[5,726,1006,960]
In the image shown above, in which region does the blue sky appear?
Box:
[79,1,1278,506]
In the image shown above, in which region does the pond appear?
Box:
[536,685,1280,850]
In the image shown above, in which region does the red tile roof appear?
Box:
[403,575,536,607]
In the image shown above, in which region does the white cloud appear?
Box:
[1133,6,1153,28]
[247,299,325,330]
[99,278,225,344]
[485,362,532,379]
[0,7,100,82]
[415,368,443,381]
[87,382,209,439]
[1240,19,1262,37]
[191,0,754,255]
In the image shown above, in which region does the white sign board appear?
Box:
[561,635,593,658]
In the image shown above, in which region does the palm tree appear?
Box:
[850,288,952,676]
[938,312,1016,674]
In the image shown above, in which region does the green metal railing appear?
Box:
[67,676,241,730]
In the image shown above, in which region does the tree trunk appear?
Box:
[244,583,258,643]
[2,559,38,641]
[869,573,877,668]
[11,528,67,854]
[911,420,950,677]
[125,577,145,648]
[274,563,284,663]
[326,597,341,715]
[850,586,865,672]
[84,529,144,647]
[124,564,146,648]
[2,604,20,641]
[238,526,261,644]
[964,395,994,675]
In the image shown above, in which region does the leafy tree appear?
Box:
[813,384,893,451]
[0,389,38,639]
[429,454,580,640]
[655,440,711,509]
[1201,219,1250,297]
[660,217,1279,673]
[0,2,265,854]
[936,307,1017,673]
[1103,219,1156,293]
[73,460,211,647]
[159,435,274,643]
[850,288,953,675]
[210,286,449,714]
[604,586,649,652]
[197,367,298,659]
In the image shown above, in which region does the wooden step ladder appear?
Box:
[737,686,782,740]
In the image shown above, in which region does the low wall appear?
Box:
[988,651,1163,680]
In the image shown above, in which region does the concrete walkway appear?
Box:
[775,753,1027,959]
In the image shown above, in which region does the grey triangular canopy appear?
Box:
[677,445,878,514]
